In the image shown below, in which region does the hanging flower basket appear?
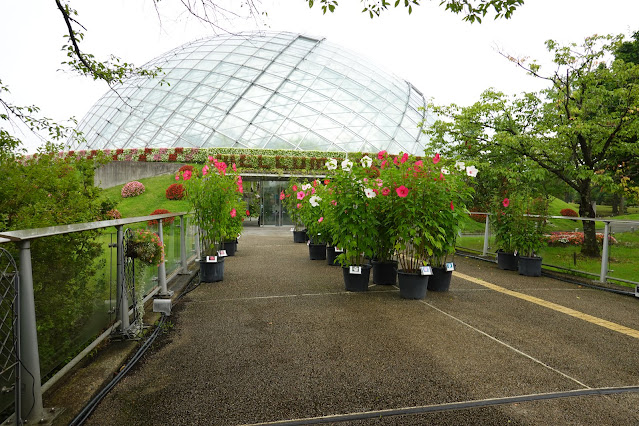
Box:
[126,230,165,266]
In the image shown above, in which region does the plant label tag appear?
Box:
[218,250,227,257]
[290,228,295,232]
[237,234,241,240]
[349,266,362,275]
[420,266,433,276]
[334,248,344,253]
[206,256,218,263]
[446,262,455,272]
[513,250,518,256]
[306,240,310,246]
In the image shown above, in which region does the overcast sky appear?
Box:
[1,0,637,153]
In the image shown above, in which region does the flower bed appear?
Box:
[544,231,617,246]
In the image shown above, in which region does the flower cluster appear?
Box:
[106,209,122,219]
[165,183,186,200]
[127,229,165,266]
[544,231,617,246]
[180,157,245,256]
[121,181,146,198]
[147,209,175,226]
[320,151,476,269]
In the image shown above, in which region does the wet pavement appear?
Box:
[57,227,639,425]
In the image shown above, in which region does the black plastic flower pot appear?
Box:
[326,246,340,266]
[372,260,398,285]
[428,267,452,292]
[223,240,237,256]
[293,230,307,243]
[497,251,518,271]
[199,257,225,283]
[518,256,542,277]
[397,270,428,299]
[342,264,372,292]
[309,243,326,260]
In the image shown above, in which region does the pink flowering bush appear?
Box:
[106,209,122,219]
[121,181,145,198]
[179,157,245,256]
[544,232,617,246]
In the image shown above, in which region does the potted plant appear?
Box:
[126,229,165,266]
[378,151,476,298]
[325,155,380,291]
[510,194,549,277]
[180,157,243,282]
[283,179,307,243]
[297,180,327,260]
[491,194,519,271]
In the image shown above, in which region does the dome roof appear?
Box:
[74,31,433,154]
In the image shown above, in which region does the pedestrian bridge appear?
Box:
[44,227,639,425]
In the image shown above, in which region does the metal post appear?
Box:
[18,240,44,422]
[194,226,201,259]
[482,214,490,256]
[179,215,188,274]
[599,221,611,283]
[156,220,172,297]
[116,226,130,332]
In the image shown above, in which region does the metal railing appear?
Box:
[0,213,195,424]
[462,213,639,287]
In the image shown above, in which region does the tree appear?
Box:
[428,34,639,257]
[305,0,524,22]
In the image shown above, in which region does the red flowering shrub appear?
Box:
[169,153,177,162]
[148,209,175,226]
[560,208,578,217]
[177,164,199,178]
[166,183,186,200]
[469,213,486,223]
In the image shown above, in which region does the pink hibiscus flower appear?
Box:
[396,185,409,197]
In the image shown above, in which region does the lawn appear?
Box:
[457,232,639,287]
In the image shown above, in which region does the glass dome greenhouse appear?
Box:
[73,31,433,155]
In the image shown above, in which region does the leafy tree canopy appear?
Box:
[427,33,639,257]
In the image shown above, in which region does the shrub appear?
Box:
[121,181,145,198]
[148,209,175,226]
[166,183,186,200]
[178,164,199,177]
[106,209,122,219]
[560,208,578,217]
[544,231,617,246]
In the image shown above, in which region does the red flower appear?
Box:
[230,208,237,218]
[381,160,387,169]
[378,150,387,160]
[324,179,330,185]
[292,185,298,191]
[246,210,250,216]
[396,185,409,197]
[450,201,454,210]
[502,198,510,208]
[381,187,391,196]
[400,153,408,164]
[433,153,441,164]
[279,191,285,200]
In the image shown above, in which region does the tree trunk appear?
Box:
[611,193,620,216]
[578,186,600,257]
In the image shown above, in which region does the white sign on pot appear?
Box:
[349,266,362,275]
[218,250,227,257]
[206,256,218,263]
[420,266,433,276]
[446,262,455,272]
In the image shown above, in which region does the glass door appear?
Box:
[260,180,292,226]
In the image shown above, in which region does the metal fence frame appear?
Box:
[466,212,639,287]
[0,213,192,423]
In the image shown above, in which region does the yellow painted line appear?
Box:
[454,271,639,340]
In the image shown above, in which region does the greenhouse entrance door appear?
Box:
[260,180,292,226]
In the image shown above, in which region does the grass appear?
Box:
[101,174,191,218]
[457,232,639,287]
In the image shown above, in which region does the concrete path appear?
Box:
[84,227,639,425]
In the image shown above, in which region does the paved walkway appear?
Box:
[83,227,639,425]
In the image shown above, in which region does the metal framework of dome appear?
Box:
[73,31,433,154]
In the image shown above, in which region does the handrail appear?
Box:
[0,212,189,242]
